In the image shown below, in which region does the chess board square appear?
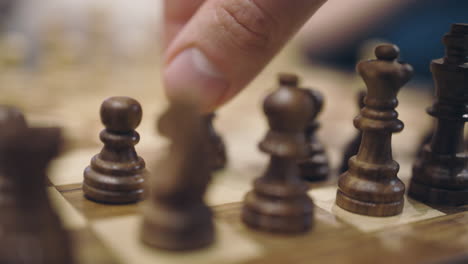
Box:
[91,215,264,264]
[205,169,253,206]
[48,187,87,229]
[48,148,99,186]
[309,186,446,232]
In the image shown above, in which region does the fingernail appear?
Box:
[164,48,229,111]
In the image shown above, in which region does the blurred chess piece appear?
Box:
[0,118,75,264]
[141,97,214,250]
[203,113,227,171]
[409,24,468,205]
[339,90,366,173]
[242,73,314,233]
[298,88,330,181]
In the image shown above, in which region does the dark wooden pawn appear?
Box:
[141,98,214,250]
[336,44,413,217]
[203,113,227,171]
[298,89,330,182]
[0,125,75,264]
[83,96,147,204]
[409,24,468,205]
[339,91,366,173]
[242,73,314,233]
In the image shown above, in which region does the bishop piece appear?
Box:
[242,73,314,233]
[298,89,330,182]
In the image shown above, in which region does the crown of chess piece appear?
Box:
[408,23,468,205]
[203,113,227,171]
[83,96,147,204]
[141,98,214,250]
[339,91,366,174]
[336,44,414,217]
[298,89,330,182]
[0,123,75,264]
[242,73,314,233]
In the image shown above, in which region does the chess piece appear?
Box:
[0,125,75,264]
[339,91,366,173]
[141,98,214,250]
[415,128,433,158]
[242,73,314,233]
[336,44,413,216]
[0,105,27,128]
[83,96,147,204]
[408,24,468,205]
[298,89,330,181]
[203,113,227,171]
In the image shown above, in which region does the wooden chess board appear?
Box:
[3,42,468,264]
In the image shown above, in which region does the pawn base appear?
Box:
[140,202,214,251]
[241,190,314,234]
[242,206,313,234]
[408,179,468,206]
[336,190,404,217]
[83,183,144,204]
[83,166,146,204]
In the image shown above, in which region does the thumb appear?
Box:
[163,0,327,112]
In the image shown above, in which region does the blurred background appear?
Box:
[0,0,464,160]
[0,0,466,79]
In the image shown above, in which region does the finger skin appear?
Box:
[164,0,205,47]
[164,0,328,111]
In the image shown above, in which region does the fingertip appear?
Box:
[163,48,230,112]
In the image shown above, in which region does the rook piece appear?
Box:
[298,89,330,181]
[339,91,366,173]
[83,96,147,204]
[141,99,214,250]
[203,113,227,171]
[0,124,75,264]
[409,24,468,205]
[336,44,413,216]
[242,73,314,233]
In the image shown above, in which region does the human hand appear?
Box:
[163,0,327,112]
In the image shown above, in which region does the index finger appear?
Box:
[164,0,205,48]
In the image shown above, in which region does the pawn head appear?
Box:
[100,96,142,133]
[263,73,312,133]
[375,44,400,61]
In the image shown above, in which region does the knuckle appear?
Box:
[215,0,278,52]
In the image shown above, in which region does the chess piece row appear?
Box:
[337,24,468,216]
[0,24,466,261]
[82,88,331,205]
[84,23,468,252]
[137,24,468,252]
[82,97,227,204]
